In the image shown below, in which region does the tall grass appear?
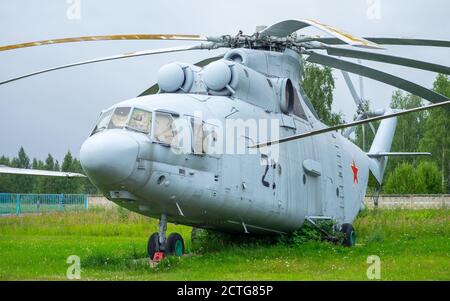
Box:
[0,207,448,280]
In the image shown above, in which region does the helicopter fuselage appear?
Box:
[80,91,369,235]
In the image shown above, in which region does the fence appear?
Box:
[0,193,88,215]
[365,194,449,209]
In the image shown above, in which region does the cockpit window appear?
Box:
[108,107,131,129]
[154,112,178,146]
[91,109,113,135]
[128,108,152,134]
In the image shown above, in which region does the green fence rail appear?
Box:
[0,193,88,215]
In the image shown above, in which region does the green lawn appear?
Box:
[0,207,448,280]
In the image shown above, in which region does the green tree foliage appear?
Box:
[301,63,344,126]
[384,161,442,194]
[383,91,427,177]
[418,74,450,193]
[0,147,97,194]
[0,147,35,193]
[415,161,442,193]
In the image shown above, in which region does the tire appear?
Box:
[341,223,356,247]
[165,233,185,256]
[147,232,160,259]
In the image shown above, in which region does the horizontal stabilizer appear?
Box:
[0,166,86,178]
[367,152,431,158]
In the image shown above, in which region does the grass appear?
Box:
[0,207,448,280]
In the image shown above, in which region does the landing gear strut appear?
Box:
[340,223,356,247]
[147,214,185,261]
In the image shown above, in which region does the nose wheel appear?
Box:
[147,214,185,261]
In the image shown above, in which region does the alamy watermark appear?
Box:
[366,0,382,20]
[66,0,81,20]
[366,255,381,279]
[66,255,81,279]
[165,111,280,165]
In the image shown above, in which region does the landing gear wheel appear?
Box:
[147,232,161,259]
[165,233,185,256]
[341,223,356,247]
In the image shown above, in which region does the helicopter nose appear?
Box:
[80,131,139,185]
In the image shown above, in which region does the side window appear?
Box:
[202,123,219,155]
[190,117,203,154]
[108,107,131,129]
[154,112,178,146]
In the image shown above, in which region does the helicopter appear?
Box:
[1,19,449,261]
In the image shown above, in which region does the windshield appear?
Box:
[91,109,113,135]
[128,108,152,133]
[108,107,131,129]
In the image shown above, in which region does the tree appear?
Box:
[382,91,427,178]
[4,147,35,193]
[33,154,59,193]
[384,163,416,194]
[301,63,344,126]
[415,161,442,194]
[384,161,442,194]
[0,155,13,192]
[419,74,450,193]
[1,148,94,194]
[60,151,84,194]
[17,147,31,169]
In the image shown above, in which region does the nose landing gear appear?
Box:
[147,214,185,261]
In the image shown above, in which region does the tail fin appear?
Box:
[367,109,397,184]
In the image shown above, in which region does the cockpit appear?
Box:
[90,106,218,155]
[92,107,152,134]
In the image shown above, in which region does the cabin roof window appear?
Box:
[128,108,152,134]
[108,107,131,129]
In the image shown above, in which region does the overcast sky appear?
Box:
[1,0,449,162]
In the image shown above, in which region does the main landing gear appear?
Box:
[305,217,356,247]
[340,223,356,247]
[147,214,185,261]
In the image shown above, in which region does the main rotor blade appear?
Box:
[326,47,450,75]
[0,43,217,85]
[341,71,362,106]
[0,166,86,178]
[303,37,450,48]
[250,100,450,148]
[261,19,382,49]
[0,34,208,52]
[306,52,449,105]
[138,54,225,97]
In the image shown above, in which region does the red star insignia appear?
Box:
[351,160,359,184]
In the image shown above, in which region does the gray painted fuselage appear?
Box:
[80,48,385,235]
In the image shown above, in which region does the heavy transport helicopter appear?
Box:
[1,19,449,260]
